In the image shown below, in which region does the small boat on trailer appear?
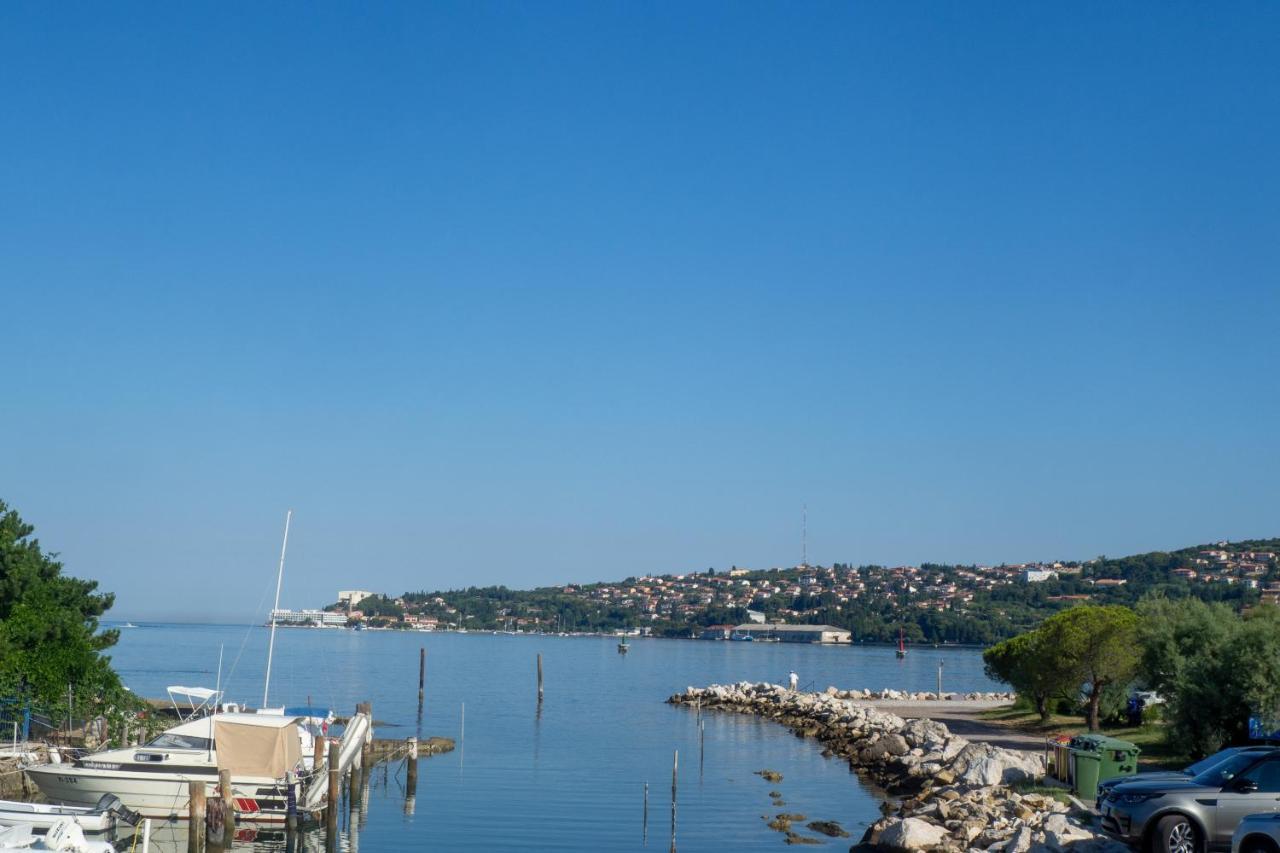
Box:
[0,794,136,834]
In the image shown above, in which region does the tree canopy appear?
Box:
[0,500,126,716]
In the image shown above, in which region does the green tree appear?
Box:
[1166,606,1280,757]
[0,500,128,719]
[1135,595,1235,699]
[983,629,1075,721]
[1040,605,1140,731]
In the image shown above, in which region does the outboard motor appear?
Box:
[93,793,141,826]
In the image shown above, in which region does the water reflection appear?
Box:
[116,822,335,853]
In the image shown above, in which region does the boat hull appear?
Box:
[24,765,291,822]
[0,801,113,833]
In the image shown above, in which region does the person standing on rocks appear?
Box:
[788,671,799,691]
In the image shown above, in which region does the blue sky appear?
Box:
[1,4,1277,621]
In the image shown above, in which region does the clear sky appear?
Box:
[1,4,1277,621]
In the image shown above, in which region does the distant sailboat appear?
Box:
[896,628,907,658]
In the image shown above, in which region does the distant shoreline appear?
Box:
[105,621,991,649]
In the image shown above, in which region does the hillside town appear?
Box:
[266,540,1280,644]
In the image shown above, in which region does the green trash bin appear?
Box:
[1069,734,1141,801]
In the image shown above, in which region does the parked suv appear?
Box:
[1097,747,1280,811]
[1101,750,1280,851]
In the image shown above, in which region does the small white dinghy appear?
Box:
[0,819,114,851]
[0,795,133,834]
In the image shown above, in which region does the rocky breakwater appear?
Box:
[669,683,1123,852]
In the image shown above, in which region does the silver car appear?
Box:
[1097,747,1280,811]
[1102,751,1280,851]
[1233,813,1280,853]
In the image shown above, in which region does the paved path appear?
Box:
[859,700,1049,756]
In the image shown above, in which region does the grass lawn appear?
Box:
[979,706,1186,768]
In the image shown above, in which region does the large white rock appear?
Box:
[876,817,949,851]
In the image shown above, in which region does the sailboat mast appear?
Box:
[263,509,292,708]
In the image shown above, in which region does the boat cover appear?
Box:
[213,718,301,779]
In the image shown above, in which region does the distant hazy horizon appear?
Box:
[3,4,1277,622]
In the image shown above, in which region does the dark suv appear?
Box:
[1101,750,1280,851]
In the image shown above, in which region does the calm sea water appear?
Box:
[102,623,1000,851]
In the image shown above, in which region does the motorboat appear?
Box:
[25,713,317,822]
[0,794,136,834]
[0,820,114,852]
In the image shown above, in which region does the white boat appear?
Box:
[0,820,114,852]
[0,795,134,834]
[26,713,318,823]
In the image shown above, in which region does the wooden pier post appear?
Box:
[418,648,426,711]
[326,738,340,840]
[404,736,418,815]
[537,653,544,703]
[187,780,206,853]
[285,771,298,833]
[360,701,373,768]
[314,729,326,771]
[670,749,678,851]
[219,768,235,839]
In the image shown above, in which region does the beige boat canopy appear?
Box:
[213,716,302,779]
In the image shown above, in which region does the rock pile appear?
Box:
[669,683,1125,852]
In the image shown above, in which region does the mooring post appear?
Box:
[314,729,326,771]
[219,768,235,839]
[537,653,544,703]
[360,701,373,768]
[699,718,705,775]
[187,780,206,853]
[326,738,340,840]
[406,736,418,790]
[418,648,426,711]
[285,770,298,832]
[405,736,418,815]
[670,749,678,851]
[937,659,945,699]
[460,702,465,743]
[643,781,649,843]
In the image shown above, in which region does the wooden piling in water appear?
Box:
[537,653,544,702]
[326,738,340,839]
[418,648,426,710]
[643,781,648,843]
[188,780,206,853]
[358,702,373,768]
[285,771,298,833]
[314,729,326,770]
[670,749,678,851]
[219,768,235,838]
[406,736,418,791]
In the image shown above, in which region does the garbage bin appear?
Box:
[1048,735,1073,783]
[1069,734,1141,801]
